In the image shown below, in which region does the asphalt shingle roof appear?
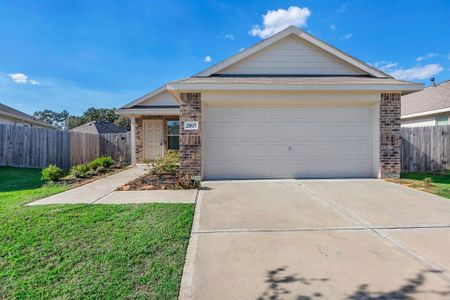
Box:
[69,121,127,134]
[402,81,450,116]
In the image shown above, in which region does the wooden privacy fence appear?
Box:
[401,126,450,172]
[0,124,131,169]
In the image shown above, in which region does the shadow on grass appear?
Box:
[257,267,450,300]
[0,167,48,192]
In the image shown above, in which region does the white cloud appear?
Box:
[224,34,235,40]
[416,53,438,62]
[330,24,336,31]
[249,6,311,39]
[8,73,40,85]
[390,64,443,80]
[342,33,353,40]
[371,61,399,71]
[337,3,348,13]
[203,56,212,63]
[0,72,138,115]
[370,61,443,80]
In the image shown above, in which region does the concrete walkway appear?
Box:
[28,167,147,205]
[96,190,197,204]
[180,180,450,299]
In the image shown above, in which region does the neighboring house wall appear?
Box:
[401,114,449,127]
[0,115,17,125]
[0,115,45,128]
[217,36,366,75]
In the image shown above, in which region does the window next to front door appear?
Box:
[436,115,449,126]
[167,121,179,150]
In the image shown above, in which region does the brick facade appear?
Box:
[379,92,401,178]
[135,115,178,163]
[179,93,202,178]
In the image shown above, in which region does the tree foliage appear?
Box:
[33,107,130,130]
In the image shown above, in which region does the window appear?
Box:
[436,116,448,126]
[167,121,179,150]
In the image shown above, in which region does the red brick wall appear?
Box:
[179,93,202,178]
[380,93,401,178]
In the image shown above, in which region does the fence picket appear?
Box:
[0,124,130,169]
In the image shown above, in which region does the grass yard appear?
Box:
[388,172,450,199]
[0,167,194,299]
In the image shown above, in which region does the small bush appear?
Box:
[153,151,180,174]
[88,156,115,171]
[424,177,433,187]
[42,165,64,182]
[70,164,90,178]
[177,175,201,189]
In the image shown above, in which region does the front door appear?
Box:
[143,120,163,160]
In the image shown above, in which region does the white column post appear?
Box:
[130,116,136,166]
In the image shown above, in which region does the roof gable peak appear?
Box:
[196,26,389,78]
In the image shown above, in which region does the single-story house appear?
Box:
[70,120,128,134]
[401,80,450,127]
[0,103,56,129]
[117,26,422,180]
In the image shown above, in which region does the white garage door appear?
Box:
[204,107,373,179]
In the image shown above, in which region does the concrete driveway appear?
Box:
[180,180,450,299]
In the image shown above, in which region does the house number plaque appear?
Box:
[184,121,199,131]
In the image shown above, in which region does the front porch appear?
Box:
[133,115,180,164]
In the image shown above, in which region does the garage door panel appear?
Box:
[204,107,373,179]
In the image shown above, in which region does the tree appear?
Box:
[34,107,130,131]
[33,109,70,129]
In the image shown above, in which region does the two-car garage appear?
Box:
[203,105,376,180]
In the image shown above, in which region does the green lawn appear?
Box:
[397,172,450,199]
[0,167,194,299]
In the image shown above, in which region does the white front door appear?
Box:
[204,107,373,179]
[143,120,163,160]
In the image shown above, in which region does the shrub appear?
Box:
[42,165,64,182]
[70,164,90,178]
[177,175,201,189]
[424,177,433,187]
[88,156,115,171]
[153,151,180,174]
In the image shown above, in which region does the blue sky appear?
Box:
[0,0,449,115]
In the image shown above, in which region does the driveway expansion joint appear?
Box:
[301,182,450,283]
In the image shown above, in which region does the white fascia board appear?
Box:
[115,108,180,116]
[167,82,423,93]
[196,26,388,78]
[121,85,176,109]
[401,107,450,119]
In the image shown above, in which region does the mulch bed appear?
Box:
[62,167,125,188]
[117,172,182,191]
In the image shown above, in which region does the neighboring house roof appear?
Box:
[0,103,57,128]
[117,26,423,114]
[69,120,127,134]
[402,81,450,118]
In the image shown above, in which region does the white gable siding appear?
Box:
[217,36,367,76]
[139,91,178,106]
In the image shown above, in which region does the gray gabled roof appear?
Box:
[402,80,450,116]
[0,103,57,128]
[69,120,127,134]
